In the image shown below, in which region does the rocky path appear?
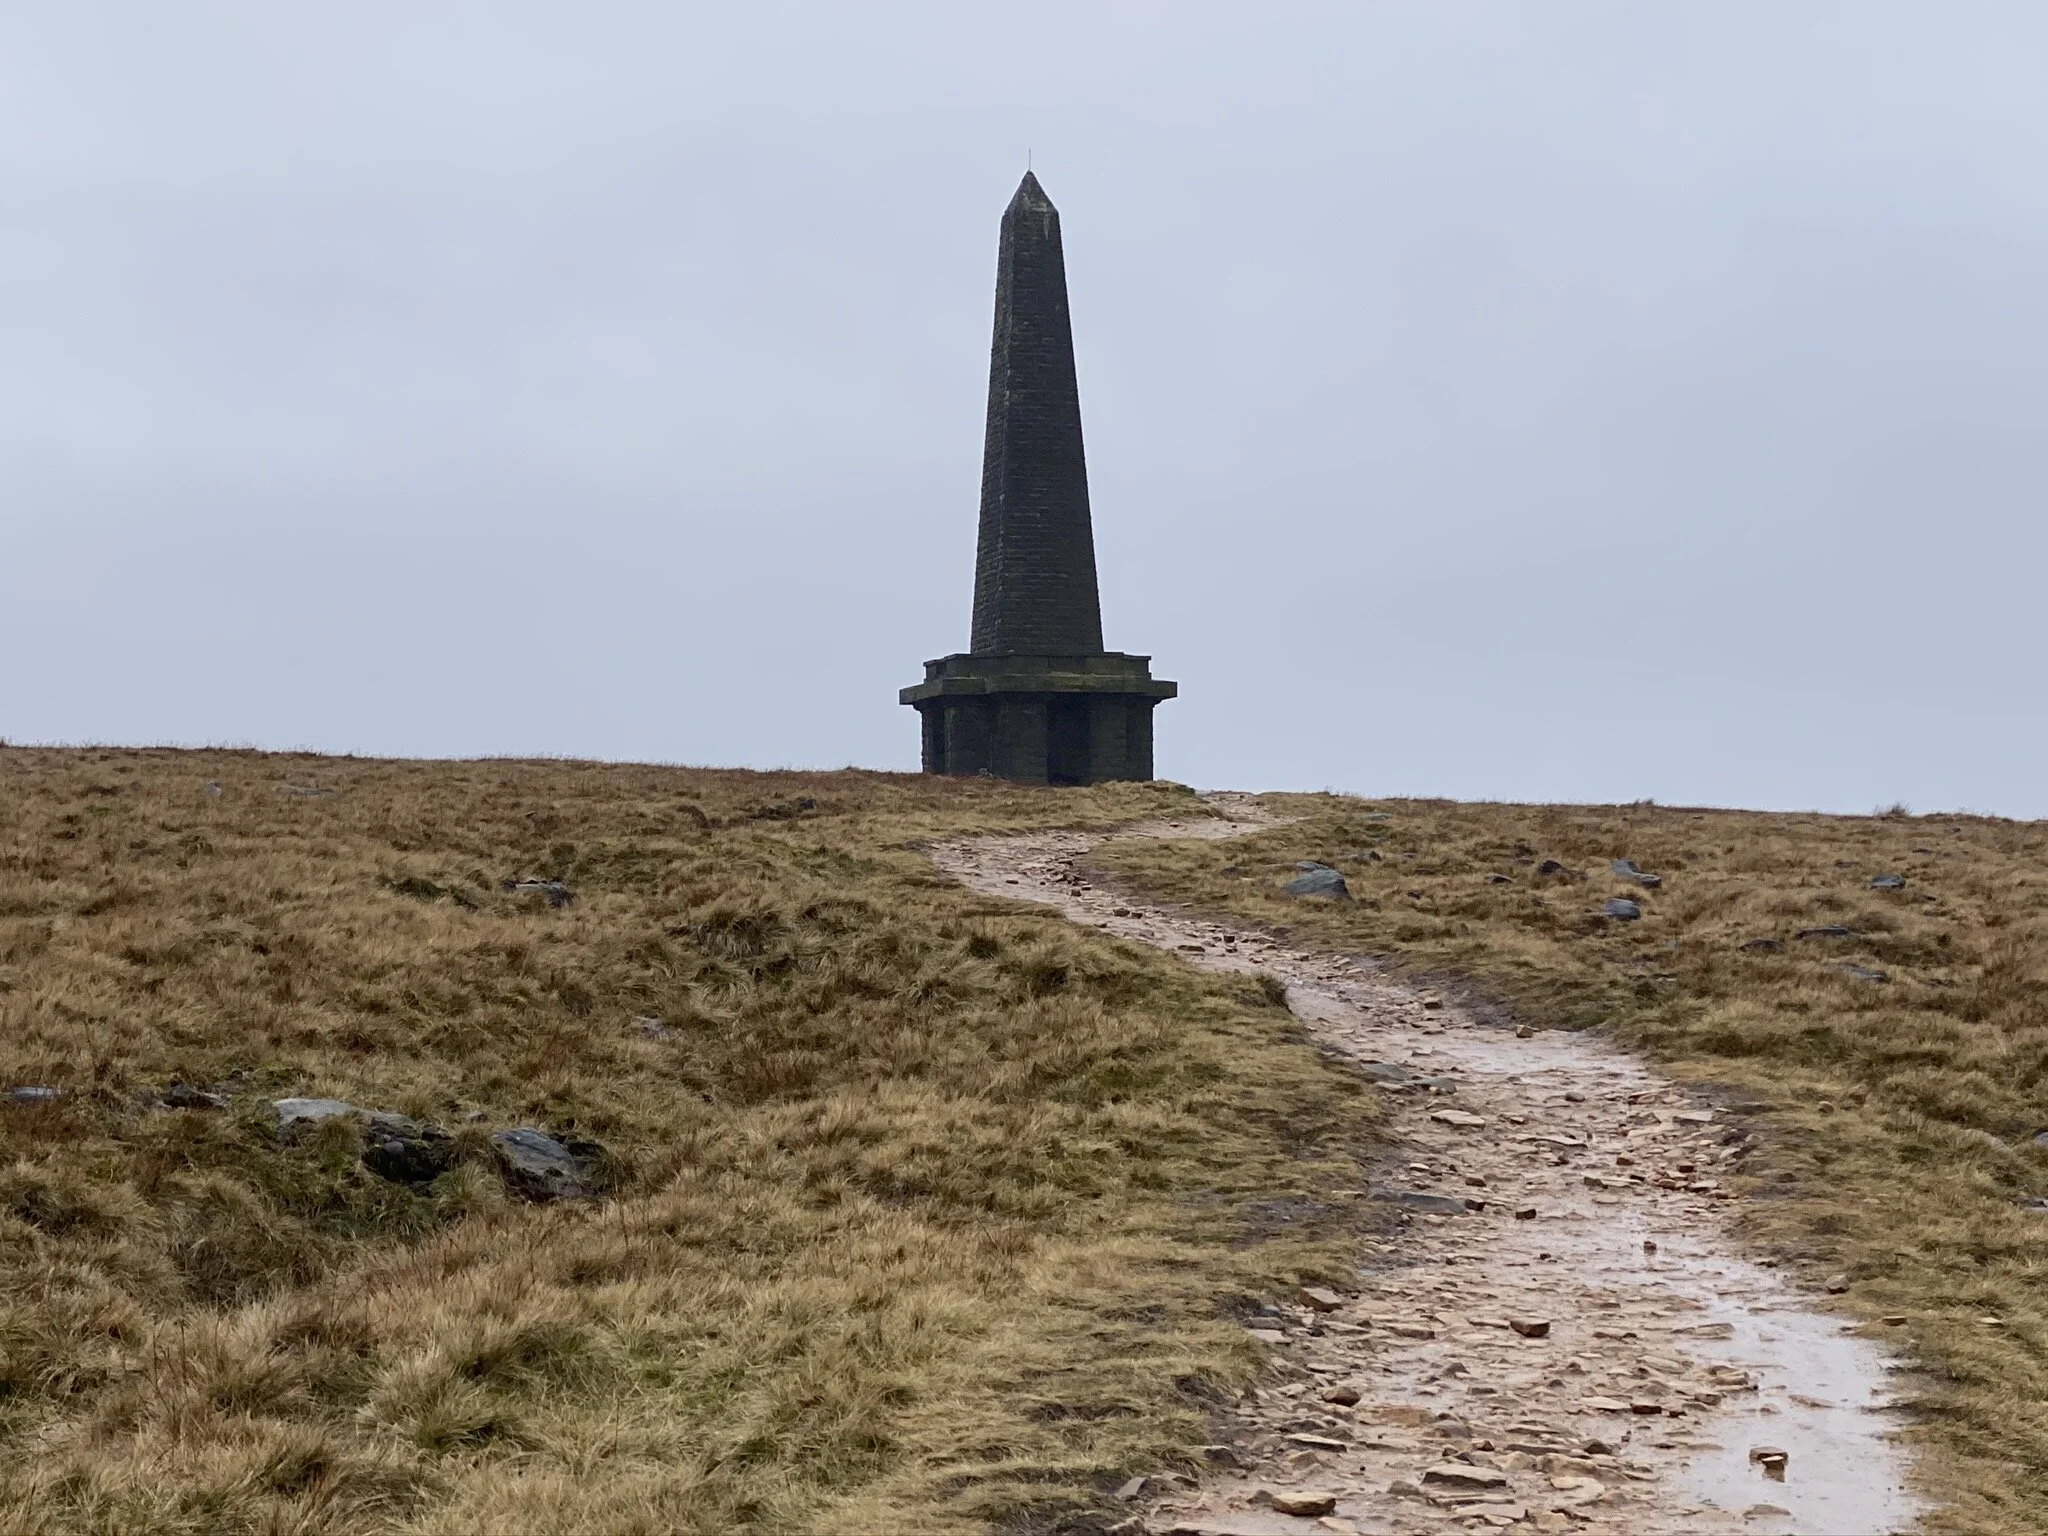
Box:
[931,796,1923,1536]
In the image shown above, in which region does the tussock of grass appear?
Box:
[1096,793,2048,1535]
[0,752,1379,1535]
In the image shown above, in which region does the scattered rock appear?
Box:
[1535,860,1578,879]
[1268,1491,1338,1517]
[1202,1444,1246,1468]
[1420,994,1445,1011]
[503,878,574,908]
[1298,1286,1346,1313]
[1604,898,1641,922]
[273,1097,358,1135]
[1319,1384,1362,1407]
[490,1127,598,1201]
[1611,859,1663,888]
[1796,925,1855,940]
[1743,1505,1792,1521]
[1513,1205,1538,1220]
[1583,1396,1630,1413]
[1114,1475,1147,1500]
[1430,1109,1487,1129]
[202,781,223,797]
[6,1086,59,1107]
[1487,873,1512,884]
[162,1082,227,1110]
[1836,963,1889,983]
[1870,874,1907,890]
[632,1015,672,1038]
[1824,1273,1851,1293]
[279,784,334,798]
[1739,937,1784,953]
[1285,864,1352,900]
[1508,1318,1551,1339]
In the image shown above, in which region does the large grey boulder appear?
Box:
[490,1128,597,1202]
[1285,862,1352,900]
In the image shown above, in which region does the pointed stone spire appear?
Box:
[969,172,1104,655]
[901,172,1173,785]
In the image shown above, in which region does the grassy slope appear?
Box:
[0,751,1379,1536]
[1095,793,2048,1536]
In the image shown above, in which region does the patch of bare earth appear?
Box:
[931,796,1923,1536]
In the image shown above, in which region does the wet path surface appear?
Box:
[931,798,1923,1536]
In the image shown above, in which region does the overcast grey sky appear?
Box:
[5,3,2045,814]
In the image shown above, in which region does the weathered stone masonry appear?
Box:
[902,173,1174,784]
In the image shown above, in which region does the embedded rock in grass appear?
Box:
[1739,937,1784,952]
[273,1097,357,1135]
[491,1127,597,1201]
[7,1086,59,1106]
[1796,924,1854,939]
[1603,898,1641,921]
[1284,863,1351,900]
[1610,859,1662,888]
[361,1114,455,1184]
[162,1082,227,1110]
[503,878,574,908]
[1871,873,1907,890]
[1837,963,1889,983]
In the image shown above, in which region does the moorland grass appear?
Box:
[1094,793,2048,1536]
[0,751,1380,1536]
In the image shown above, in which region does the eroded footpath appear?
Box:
[930,796,1923,1536]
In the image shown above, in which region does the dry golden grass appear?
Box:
[0,750,1381,1536]
[1095,792,2048,1536]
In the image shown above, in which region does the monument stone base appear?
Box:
[901,652,1176,785]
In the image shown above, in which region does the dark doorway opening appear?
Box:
[1047,696,1091,786]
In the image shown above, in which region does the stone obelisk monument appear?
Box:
[901,172,1175,784]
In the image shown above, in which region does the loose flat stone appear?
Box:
[1430,1109,1487,1129]
[1422,1464,1511,1489]
[1268,1490,1339,1517]
[1373,1189,1473,1216]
